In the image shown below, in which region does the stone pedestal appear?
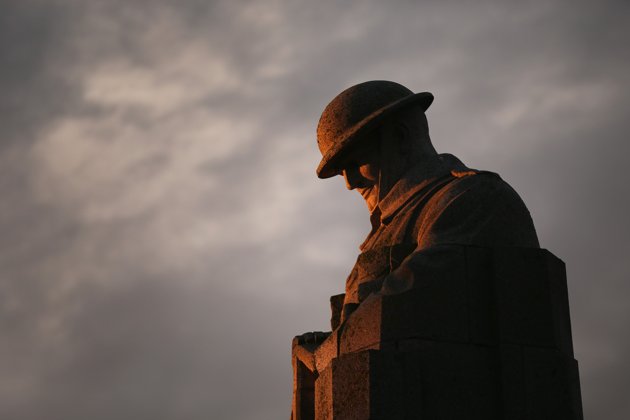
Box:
[291,246,583,419]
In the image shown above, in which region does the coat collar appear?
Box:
[376,153,478,224]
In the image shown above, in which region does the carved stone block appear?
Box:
[291,247,582,419]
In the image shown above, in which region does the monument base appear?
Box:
[291,246,583,420]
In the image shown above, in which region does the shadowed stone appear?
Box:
[291,81,582,419]
[493,247,574,356]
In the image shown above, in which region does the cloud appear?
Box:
[1,0,629,419]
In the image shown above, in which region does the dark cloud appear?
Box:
[0,1,88,148]
[1,1,628,419]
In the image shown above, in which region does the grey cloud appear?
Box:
[0,1,88,148]
[1,1,629,419]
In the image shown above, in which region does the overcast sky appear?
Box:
[1,0,629,419]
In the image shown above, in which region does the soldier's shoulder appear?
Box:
[438,154,500,185]
[439,160,524,206]
[440,153,499,179]
[452,168,521,198]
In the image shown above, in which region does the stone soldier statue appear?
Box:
[316,80,539,322]
[291,81,582,420]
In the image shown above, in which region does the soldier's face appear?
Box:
[340,140,380,213]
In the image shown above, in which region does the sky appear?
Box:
[1,0,629,418]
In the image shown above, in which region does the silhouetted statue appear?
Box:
[291,81,582,420]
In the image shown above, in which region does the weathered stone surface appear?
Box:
[340,246,470,355]
[522,346,583,420]
[465,246,497,345]
[330,351,371,419]
[493,247,574,355]
[293,247,582,419]
[330,294,345,331]
[546,253,575,356]
[499,343,527,420]
[292,358,317,420]
[495,343,584,420]
[314,362,333,420]
[380,246,469,343]
[338,294,383,354]
[292,81,581,419]
[341,246,574,356]
[314,329,338,373]
[315,350,405,419]
[312,343,502,419]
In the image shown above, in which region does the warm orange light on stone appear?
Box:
[291,81,582,419]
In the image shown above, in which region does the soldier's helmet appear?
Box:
[316,80,433,178]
